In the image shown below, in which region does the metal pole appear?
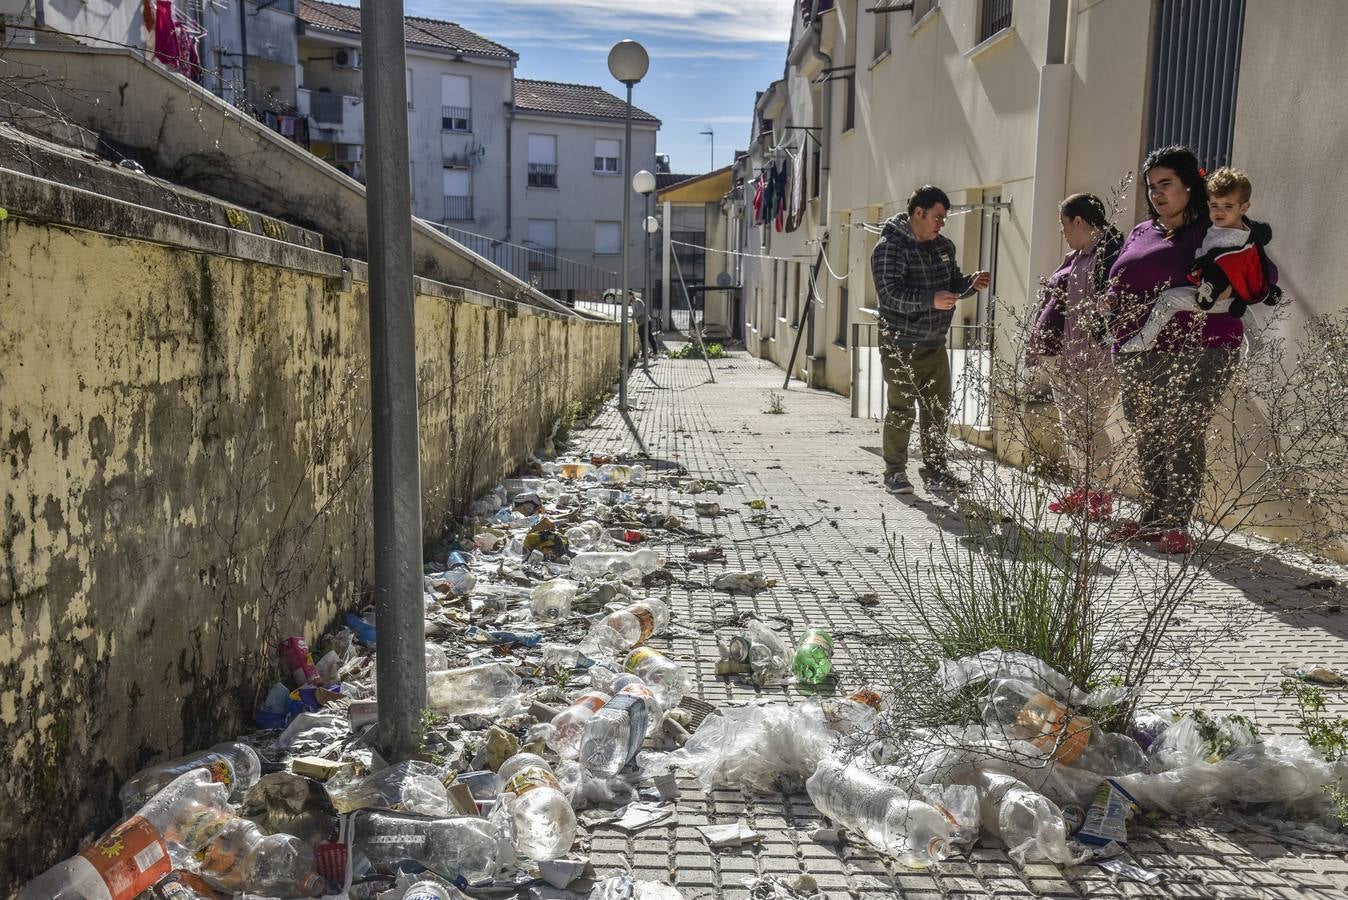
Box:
[661,199,673,331]
[641,193,651,369]
[360,0,425,762]
[618,83,633,412]
[236,0,249,102]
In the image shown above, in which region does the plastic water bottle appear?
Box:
[609,674,664,734]
[570,549,660,583]
[405,882,454,900]
[427,663,522,716]
[120,742,263,813]
[973,771,1075,865]
[980,678,1092,764]
[19,771,233,900]
[623,646,689,712]
[531,579,579,622]
[793,628,834,684]
[806,758,950,867]
[495,753,578,859]
[579,598,670,658]
[579,692,648,775]
[744,620,792,684]
[424,644,449,671]
[824,688,886,735]
[352,811,505,883]
[546,690,611,758]
[195,817,326,896]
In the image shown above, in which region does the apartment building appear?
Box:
[731,0,1348,436]
[297,0,517,237]
[510,78,660,297]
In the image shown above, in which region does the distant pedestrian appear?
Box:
[870,185,990,495]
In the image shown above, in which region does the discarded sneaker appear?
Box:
[1156,528,1195,555]
[884,473,914,495]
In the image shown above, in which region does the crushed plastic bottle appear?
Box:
[19,771,233,900]
[495,753,578,859]
[352,811,507,883]
[579,598,669,658]
[546,690,611,759]
[569,549,660,584]
[326,760,452,816]
[793,628,834,684]
[981,679,1092,764]
[120,742,262,813]
[824,688,885,735]
[531,579,579,622]
[972,771,1077,865]
[196,817,326,896]
[424,644,449,671]
[806,758,951,868]
[744,620,792,685]
[623,646,689,712]
[427,662,522,717]
[610,673,664,734]
[405,881,455,900]
[579,692,649,776]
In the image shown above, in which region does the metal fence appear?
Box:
[1147,0,1246,171]
[980,0,1014,41]
[527,163,558,188]
[849,317,993,429]
[428,223,620,298]
[442,196,473,222]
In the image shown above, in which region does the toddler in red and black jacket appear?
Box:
[1119,167,1281,353]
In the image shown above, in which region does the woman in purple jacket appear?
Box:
[1026,193,1123,520]
[1105,146,1275,553]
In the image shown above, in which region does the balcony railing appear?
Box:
[429,224,620,298]
[527,163,558,188]
[443,196,474,221]
[441,105,471,132]
[980,0,1013,41]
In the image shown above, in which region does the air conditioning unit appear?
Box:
[334,48,362,69]
[335,145,363,163]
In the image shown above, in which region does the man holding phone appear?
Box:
[870,185,991,495]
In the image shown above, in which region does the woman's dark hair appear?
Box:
[907,184,951,215]
[1142,145,1208,223]
[1058,192,1108,228]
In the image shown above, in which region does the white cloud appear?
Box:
[472,0,794,45]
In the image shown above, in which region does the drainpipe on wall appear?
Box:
[237,0,250,98]
[1026,0,1073,297]
[504,99,513,241]
[793,2,832,376]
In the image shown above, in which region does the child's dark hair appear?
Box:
[1058,193,1109,228]
[1142,145,1209,223]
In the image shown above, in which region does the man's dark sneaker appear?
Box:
[922,468,967,493]
[885,473,914,495]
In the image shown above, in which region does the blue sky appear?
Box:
[405,0,793,174]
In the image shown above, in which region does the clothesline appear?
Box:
[670,239,814,263]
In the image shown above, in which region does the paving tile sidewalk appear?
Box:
[574,350,1348,899]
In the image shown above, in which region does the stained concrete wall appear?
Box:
[0,169,621,891]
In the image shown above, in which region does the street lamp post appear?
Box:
[633,168,657,370]
[608,40,649,414]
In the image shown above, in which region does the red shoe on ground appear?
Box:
[1085,491,1114,522]
[1156,529,1195,555]
[1049,489,1088,515]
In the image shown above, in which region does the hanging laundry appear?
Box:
[153,1,203,78]
[785,149,807,233]
[752,174,766,225]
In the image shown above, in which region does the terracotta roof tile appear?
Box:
[298,0,517,60]
[514,78,660,125]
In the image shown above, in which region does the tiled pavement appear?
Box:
[571,349,1348,899]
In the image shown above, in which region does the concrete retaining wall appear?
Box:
[0,169,621,891]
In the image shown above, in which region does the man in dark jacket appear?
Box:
[870,185,989,494]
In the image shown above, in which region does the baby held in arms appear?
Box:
[1119,167,1282,353]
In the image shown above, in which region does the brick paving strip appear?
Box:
[574,350,1348,899]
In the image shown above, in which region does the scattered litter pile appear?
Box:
[19,454,1348,899]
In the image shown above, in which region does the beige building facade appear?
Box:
[733,0,1348,447]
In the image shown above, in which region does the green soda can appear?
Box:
[793,628,834,684]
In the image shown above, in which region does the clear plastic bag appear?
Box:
[668,703,831,794]
[937,649,1136,709]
